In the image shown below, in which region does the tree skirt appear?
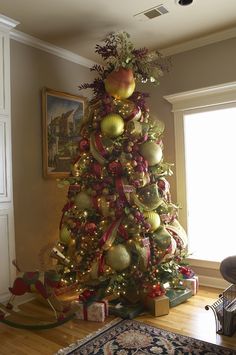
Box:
[56,318,235,355]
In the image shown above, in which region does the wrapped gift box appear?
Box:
[143,295,170,317]
[166,288,192,307]
[54,283,78,296]
[182,276,199,295]
[109,302,144,319]
[74,299,108,322]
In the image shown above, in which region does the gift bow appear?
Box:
[179,266,195,279]
[146,284,165,298]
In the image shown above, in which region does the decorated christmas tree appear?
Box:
[52,32,189,303]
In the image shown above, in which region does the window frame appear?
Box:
[164,81,236,269]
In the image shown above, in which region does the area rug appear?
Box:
[56,318,235,355]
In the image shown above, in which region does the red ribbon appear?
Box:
[118,224,129,240]
[126,107,140,122]
[83,304,88,320]
[92,196,99,210]
[98,254,105,274]
[98,218,122,248]
[115,177,128,203]
[94,133,107,157]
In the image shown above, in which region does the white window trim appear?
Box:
[164,81,236,270]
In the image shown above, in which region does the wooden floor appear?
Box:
[0,286,235,354]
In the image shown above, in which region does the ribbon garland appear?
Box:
[115,177,129,204]
[98,217,122,249]
[94,132,107,157]
[142,237,151,266]
[118,224,129,240]
[126,106,141,122]
[98,254,105,274]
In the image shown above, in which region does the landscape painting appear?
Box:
[42,88,86,178]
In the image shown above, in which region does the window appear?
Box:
[165,82,236,267]
[184,106,236,261]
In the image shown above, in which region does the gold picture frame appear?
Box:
[42,88,86,178]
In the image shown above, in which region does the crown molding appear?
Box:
[161,26,236,56]
[164,81,236,112]
[0,14,19,31]
[10,29,97,68]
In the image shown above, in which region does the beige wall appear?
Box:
[145,36,236,202]
[10,40,95,269]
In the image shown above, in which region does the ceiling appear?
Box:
[1,0,236,61]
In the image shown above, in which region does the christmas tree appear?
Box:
[52,32,189,302]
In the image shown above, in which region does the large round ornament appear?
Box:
[137,183,163,210]
[140,141,163,166]
[60,226,72,245]
[101,114,124,138]
[143,211,161,231]
[104,68,136,99]
[75,191,92,210]
[105,244,131,271]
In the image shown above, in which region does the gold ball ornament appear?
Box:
[105,244,131,271]
[101,114,124,138]
[75,191,92,210]
[140,141,163,166]
[59,226,72,245]
[144,211,161,231]
[104,68,136,99]
[137,183,163,210]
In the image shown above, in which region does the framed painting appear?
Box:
[42,88,86,178]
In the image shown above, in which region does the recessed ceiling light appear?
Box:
[176,0,193,6]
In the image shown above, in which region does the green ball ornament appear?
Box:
[101,114,124,138]
[75,191,92,210]
[60,226,72,245]
[140,141,163,166]
[143,211,161,231]
[105,244,131,271]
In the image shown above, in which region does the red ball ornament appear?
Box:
[108,161,123,175]
[79,138,90,152]
[91,162,102,177]
[84,222,97,235]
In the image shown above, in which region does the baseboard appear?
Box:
[0,292,35,305]
[198,275,231,290]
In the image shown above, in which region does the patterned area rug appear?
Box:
[57,318,235,355]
